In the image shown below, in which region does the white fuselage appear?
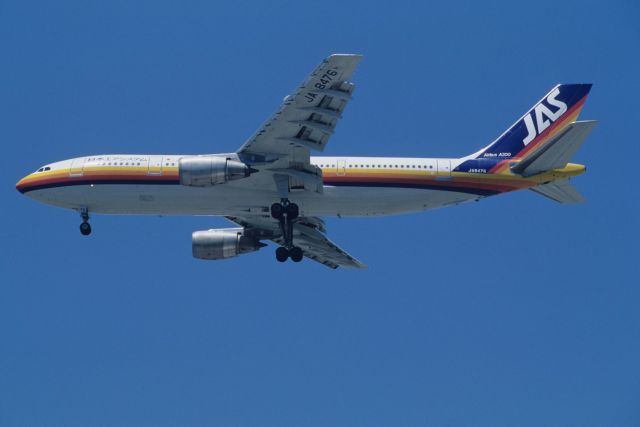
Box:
[18,155,483,218]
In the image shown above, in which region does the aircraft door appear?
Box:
[337,159,346,176]
[437,159,451,176]
[68,158,85,177]
[148,155,163,175]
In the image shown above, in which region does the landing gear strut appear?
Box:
[79,207,92,236]
[271,199,303,263]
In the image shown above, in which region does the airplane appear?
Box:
[16,54,596,269]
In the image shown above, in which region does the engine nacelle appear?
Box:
[179,156,251,187]
[192,228,265,260]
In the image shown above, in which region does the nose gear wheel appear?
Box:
[79,207,92,236]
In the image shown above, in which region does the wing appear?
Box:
[237,54,362,168]
[227,215,366,269]
[226,55,365,268]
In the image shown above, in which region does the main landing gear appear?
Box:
[271,200,303,263]
[79,207,92,236]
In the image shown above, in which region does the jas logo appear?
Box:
[522,88,567,146]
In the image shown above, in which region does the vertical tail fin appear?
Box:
[475,84,592,160]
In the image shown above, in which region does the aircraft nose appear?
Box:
[16,174,31,194]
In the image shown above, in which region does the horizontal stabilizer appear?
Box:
[475,84,592,160]
[512,120,597,176]
[530,179,585,204]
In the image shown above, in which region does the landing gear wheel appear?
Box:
[270,203,284,219]
[289,246,303,262]
[285,203,299,220]
[272,199,299,264]
[275,247,289,262]
[80,222,92,236]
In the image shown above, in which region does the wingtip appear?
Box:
[352,260,368,269]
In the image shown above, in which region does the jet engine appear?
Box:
[179,156,252,187]
[192,228,266,260]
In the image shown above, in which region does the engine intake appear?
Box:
[192,228,265,260]
[179,156,252,187]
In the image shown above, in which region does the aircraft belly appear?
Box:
[28,184,479,217]
[302,186,478,216]
[74,185,273,215]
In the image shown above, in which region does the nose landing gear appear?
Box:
[271,200,303,263]
[79,207,92,236]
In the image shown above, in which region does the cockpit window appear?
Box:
[37,168,44,172]
[44,167,51,171]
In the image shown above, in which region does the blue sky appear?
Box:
[1,1,639,426]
